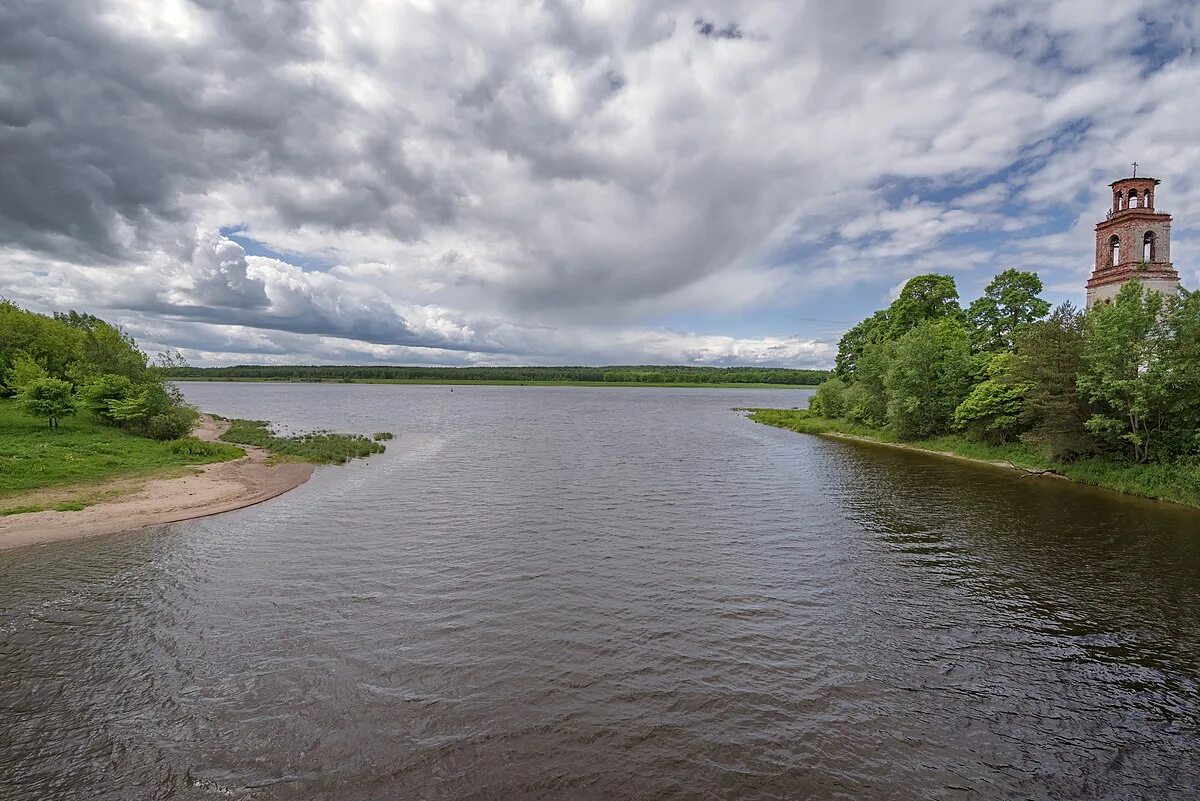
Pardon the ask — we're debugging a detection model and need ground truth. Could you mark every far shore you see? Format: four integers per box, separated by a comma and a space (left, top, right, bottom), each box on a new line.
173, 377, 816, 389
0, 416, 314, 551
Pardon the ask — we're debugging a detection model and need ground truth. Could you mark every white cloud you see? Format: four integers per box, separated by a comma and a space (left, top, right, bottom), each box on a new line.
1, 0, 1197, 366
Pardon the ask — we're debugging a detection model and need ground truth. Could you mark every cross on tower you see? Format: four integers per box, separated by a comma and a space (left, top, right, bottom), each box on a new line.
1132, 161, 1138, 178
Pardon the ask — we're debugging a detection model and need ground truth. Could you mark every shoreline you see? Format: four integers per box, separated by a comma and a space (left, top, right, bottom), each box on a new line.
0, 416, 315, 551
813, 430, 1074, 479
172, 378, 816, 389
746, 409, 1200, 510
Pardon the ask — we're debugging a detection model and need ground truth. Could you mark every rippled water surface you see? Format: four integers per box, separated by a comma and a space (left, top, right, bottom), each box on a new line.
3, 383, 1200, 800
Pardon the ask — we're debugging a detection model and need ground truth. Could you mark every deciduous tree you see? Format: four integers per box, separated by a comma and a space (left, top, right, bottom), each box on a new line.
886, 274, 962, 339
1078, 282, 1167, 463
885, 318, 973, 439
967, 268, 1051, 352
18, 378, 76, 428
1010, 303, 1094, 461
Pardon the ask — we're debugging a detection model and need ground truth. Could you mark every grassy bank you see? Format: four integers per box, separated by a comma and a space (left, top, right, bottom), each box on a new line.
174, 377, 814, 389
0, 400, 244, 515
218, 418, 387, 464
746, 408, 1200, 508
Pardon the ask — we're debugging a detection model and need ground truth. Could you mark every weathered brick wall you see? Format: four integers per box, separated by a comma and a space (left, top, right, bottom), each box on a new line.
1093, 213, 1172, 268
1110, 178, 1159, 212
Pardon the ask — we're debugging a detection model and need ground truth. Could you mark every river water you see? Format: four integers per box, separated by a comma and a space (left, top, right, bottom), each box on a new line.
2, 383, 1198, 800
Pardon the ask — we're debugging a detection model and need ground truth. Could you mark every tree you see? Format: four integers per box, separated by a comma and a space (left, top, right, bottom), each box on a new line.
81, 373, 135, 423
887, 274, 962, 339
1078, 282, 1167, 463
1010, 303, 1094, 461
18, 378, 76, 428
835, 311, 888, 379
967, 268, 1051, 352
884, 317, 973, 439
4, 351, 48, 395
953, 353, 1031, 443
56, 310, 149, 384
844, 337, 894, 427
1151, 289, 1200, 459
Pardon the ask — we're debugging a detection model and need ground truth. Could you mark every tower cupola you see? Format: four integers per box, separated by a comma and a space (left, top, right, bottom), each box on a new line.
1086, 167, 1179, 307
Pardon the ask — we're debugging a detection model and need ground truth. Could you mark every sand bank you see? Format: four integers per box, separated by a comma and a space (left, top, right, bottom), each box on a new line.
0, 416, 314, 551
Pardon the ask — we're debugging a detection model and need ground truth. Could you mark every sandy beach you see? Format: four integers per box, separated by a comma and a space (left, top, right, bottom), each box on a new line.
0, 416, 315, 551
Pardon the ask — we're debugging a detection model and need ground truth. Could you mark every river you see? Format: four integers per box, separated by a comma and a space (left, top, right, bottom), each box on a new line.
2, 383, 1198, 800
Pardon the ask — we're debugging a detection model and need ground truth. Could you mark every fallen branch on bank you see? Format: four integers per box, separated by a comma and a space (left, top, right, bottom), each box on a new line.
1003, 460, 1063, 478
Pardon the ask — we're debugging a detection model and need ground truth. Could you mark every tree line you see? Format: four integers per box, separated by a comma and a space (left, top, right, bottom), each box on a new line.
1, 301, 195, 438
810, 271, 1200, 465
165, 364, 832, 385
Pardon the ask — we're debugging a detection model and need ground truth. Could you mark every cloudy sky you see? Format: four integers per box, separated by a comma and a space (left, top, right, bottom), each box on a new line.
2, 0, 1198, 368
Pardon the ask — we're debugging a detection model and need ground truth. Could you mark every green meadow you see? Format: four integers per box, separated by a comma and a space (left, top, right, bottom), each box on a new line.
0, 400, 244, 515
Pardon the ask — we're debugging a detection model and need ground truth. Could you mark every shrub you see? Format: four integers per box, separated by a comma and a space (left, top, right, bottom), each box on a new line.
81, 373, 134, 423
953, 353, 1031, 443
18, 377, 76, 428
372, 432, 395, 441
142, 406, 199, 440
809, 378, 848, 418
167, 436, 244, 461
107, 382, 198, 439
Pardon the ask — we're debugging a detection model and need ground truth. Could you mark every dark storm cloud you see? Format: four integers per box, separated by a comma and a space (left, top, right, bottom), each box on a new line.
0, 0, 452, 264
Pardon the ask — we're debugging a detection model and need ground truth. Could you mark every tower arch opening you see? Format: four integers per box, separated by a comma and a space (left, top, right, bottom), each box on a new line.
1143, 231, 1156, 262
1109, 234, 1120, 267
1129, 190, 1140, 208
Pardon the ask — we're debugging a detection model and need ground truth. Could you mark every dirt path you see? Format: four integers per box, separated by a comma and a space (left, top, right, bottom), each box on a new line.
0, 416, 315, 551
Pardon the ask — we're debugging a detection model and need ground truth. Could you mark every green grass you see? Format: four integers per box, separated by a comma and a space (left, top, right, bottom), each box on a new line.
173, 377, 814, 389
219, 419, 385, 464
0, 399, 245, 513
745, 408, 1200, 509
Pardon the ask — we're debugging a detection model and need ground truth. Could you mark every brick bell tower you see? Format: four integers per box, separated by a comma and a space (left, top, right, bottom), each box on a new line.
1086, 165, 1179, 307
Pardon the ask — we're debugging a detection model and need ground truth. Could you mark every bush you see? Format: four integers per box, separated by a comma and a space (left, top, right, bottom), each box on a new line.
953, 353, 1031, 443
809, 378, 848, 418
167, 436, 244, 461
107, 382, 198, 439
142, 407, 199, 440
372, 432, 395, 441
81, 373, 134, 423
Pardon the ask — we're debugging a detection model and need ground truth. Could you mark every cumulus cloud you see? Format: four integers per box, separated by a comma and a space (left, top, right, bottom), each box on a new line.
0, 0, 1197, 366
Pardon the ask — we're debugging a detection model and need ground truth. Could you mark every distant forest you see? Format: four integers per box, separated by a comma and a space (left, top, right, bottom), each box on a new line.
164, 365, 831, 385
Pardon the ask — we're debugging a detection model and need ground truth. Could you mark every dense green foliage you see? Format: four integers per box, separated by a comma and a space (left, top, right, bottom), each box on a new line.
0, 300, 196, 439
885, 318, 973, 439
746, 408, 1200, 508
219, 419, 386, 464
967, 268, 1052, 352
0, 399, 244, 511
18, 378, 76, 428
811, 270, 1200, 475
164, 364, 830, 386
